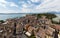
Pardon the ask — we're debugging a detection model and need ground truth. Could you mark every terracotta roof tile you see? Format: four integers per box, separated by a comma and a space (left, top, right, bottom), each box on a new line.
51, 24, 60, 30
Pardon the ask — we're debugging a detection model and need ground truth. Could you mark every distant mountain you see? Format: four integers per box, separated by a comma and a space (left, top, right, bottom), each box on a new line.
48, 11, 60, 14
18, 11, 60, 14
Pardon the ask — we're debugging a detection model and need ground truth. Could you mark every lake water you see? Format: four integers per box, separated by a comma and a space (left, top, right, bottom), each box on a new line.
0, 13, 27, 20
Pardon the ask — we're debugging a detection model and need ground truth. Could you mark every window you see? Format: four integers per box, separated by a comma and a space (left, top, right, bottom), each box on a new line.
4, 36, 6, 38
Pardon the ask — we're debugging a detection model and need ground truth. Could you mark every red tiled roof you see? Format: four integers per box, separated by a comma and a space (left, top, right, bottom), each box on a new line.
51, 24, 60, 30
36, 27, 46, 37
55, 25, 60, 30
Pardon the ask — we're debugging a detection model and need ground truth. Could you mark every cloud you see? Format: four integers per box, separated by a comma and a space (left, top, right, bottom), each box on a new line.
0, 8, 20, 13
30, 0, 42, 3
0, 0, 7, 8
0, 0, 60, 13
0, 0, 19, 13
0, 0, 7, 3
35, 0, 60, 12
0, 0, 19, 8
19, 0, 60, 13
10, 2, 18, 7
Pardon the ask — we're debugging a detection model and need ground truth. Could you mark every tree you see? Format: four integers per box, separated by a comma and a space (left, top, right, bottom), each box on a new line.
32, 13, 57, 24
0, 20, 4, 23
32, 13, 57, 19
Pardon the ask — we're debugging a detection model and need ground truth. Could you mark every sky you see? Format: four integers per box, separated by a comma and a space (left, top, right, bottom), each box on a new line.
0, 0, 60, 13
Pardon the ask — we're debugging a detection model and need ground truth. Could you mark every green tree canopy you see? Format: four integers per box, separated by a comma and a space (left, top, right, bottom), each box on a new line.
32, 13, 57, 19
0, 20, 5, 23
